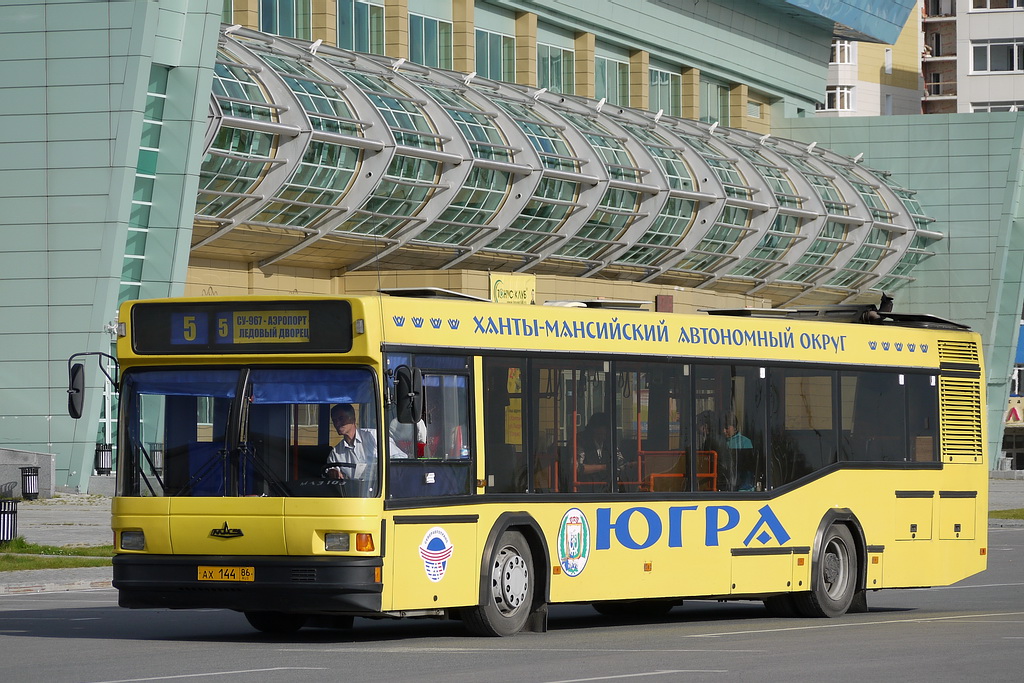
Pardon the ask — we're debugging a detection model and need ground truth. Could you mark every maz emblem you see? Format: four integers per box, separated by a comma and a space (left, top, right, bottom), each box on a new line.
210, 522, 244, 539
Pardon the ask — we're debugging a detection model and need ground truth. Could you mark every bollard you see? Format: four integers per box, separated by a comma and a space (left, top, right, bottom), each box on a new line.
20, 466, 39, 501
95, 443, 113, 475
0, 499, 16, 545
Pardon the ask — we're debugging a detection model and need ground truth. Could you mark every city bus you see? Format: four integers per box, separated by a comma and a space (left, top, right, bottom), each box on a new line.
68, 291, 988, 636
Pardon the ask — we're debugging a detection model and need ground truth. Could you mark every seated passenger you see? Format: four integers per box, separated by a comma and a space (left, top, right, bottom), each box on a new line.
722, 412, 756, 491
576, 412, 623, 490
389, 417, 427, 457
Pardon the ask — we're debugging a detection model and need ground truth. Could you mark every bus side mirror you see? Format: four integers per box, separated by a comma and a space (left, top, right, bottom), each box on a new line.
395, 366, 422, 424
68, 362, 85, 419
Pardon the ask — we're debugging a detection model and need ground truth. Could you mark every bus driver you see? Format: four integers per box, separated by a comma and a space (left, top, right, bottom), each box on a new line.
324, 403, 409, 495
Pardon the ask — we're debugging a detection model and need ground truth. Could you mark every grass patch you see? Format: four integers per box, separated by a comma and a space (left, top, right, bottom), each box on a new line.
0, 537, 114, 572
0, 537, 114, 557
0, 555, 112, 572
990, 508, 1024, 520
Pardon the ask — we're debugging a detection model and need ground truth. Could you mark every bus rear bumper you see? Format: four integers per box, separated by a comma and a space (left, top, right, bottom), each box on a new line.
112, 554, 383, 614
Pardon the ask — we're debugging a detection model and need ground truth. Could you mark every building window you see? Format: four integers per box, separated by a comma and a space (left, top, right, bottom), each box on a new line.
819, 85, 854, 111
338, 0, 384, 54
972, 0, 1024, 10
973, 101, 1024, 111
538, 43, 574, 94
747, 100, 762, 118
699, 78, 729, 124
222, 0, 233, 23
884, 48, 893, 75
475, 28, 515, 82
649, 67, 681, 117
830, 40, 854, 64
409, 13, 453, 69
596, 56, 630, 107
973, 39, 1024, 72
259, 0, 311, 40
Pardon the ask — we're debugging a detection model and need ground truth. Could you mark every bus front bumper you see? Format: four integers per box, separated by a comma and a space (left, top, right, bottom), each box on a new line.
112, 554, 383, 614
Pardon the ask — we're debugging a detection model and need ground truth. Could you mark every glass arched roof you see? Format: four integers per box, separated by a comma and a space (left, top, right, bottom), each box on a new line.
197, 26, 941, 306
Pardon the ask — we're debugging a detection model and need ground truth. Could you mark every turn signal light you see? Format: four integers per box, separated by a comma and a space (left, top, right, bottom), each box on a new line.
356, 533, 375, 552
980, 548, 987, 556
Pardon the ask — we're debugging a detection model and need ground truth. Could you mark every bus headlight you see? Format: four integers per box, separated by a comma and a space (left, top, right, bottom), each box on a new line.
325, 533, 350, 552
121, 530, 145, 551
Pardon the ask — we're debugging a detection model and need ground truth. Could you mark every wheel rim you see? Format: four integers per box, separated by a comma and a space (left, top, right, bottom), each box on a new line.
491, 544, 529, 617
821, 535, 851, 600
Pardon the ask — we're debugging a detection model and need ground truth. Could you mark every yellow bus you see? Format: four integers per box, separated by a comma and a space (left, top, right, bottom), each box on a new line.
68, 292, 988, 636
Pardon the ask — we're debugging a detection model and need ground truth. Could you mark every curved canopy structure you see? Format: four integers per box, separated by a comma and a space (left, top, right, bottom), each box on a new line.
196, 26, 941, 306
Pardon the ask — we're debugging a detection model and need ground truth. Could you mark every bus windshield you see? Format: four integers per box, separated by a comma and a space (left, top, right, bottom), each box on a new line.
118, 366, 379, 498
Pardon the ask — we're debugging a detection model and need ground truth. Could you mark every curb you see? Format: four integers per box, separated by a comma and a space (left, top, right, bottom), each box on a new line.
0, 578, 112, 595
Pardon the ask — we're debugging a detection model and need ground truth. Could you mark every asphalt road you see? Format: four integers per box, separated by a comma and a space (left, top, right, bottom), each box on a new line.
1, 524, 1021, 683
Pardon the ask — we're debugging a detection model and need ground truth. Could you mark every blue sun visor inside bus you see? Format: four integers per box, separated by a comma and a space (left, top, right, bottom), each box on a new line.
250, 368, 374, 405
125, 368, 374, 405
126, 370, 239, 397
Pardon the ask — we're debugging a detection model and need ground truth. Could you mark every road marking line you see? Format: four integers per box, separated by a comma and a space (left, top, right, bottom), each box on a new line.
279, 647, 763, 654
89, 668, 327, 683
685, 611, 1024, 638
543, 672, 727, 683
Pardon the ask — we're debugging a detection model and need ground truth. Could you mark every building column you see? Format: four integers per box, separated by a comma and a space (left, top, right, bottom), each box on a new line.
574, 31, 595, 99
729, 83, 748, 129
233, 0, 259, 30
385, 0, 409, 59
311, 0, 337, 46
681, 66, 700, 121
453, 0, 474, 74
630, 49, 649, 111
515, 12, 537, 87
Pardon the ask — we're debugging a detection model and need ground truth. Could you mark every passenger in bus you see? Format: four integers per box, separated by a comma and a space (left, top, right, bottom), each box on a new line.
576, 412, 623, 489
389, 416, 427, 457
325, 403, 409, 495
722, 412, 756, 491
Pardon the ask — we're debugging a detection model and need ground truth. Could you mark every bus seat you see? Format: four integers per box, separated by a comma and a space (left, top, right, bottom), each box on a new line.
637, 451, 686, 492
697, 450, 718, 491
533, 450, 561, 492
649, 473, 687, 492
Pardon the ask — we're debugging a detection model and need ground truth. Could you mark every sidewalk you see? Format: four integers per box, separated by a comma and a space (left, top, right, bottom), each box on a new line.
1, 493, 113, 596
4, 479, 1024, 596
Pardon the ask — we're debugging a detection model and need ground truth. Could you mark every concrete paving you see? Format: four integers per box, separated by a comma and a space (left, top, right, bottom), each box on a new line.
2, 478, 1023, 595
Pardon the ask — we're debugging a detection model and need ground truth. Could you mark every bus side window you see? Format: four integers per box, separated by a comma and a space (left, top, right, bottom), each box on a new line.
388, 357, 474, 499
483, 358, 527, 493
845, 370, 906, 462
906, 374, 939, 462
769, 368, 837, 488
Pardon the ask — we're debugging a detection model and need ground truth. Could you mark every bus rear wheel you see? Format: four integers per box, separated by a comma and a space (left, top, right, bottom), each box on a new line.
244, 611, 307, 634
794, 524, 858, 618
465, 530, 534, 637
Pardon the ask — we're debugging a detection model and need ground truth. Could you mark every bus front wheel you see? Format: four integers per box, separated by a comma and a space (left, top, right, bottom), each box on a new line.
244, 611, 307, 634
794, 524, 858, 618
465, 530, 535, 636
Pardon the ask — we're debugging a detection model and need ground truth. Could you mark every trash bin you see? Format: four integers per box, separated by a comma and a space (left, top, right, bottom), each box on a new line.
0, 499, 16, 544
19, 466, 39, 501
95, 443, 113, 475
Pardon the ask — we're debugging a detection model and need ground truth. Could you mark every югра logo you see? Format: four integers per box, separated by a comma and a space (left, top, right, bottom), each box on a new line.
557, 508, 590, 577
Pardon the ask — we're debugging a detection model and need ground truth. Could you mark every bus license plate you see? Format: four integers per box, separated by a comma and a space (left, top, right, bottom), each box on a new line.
197, 566, 255, 582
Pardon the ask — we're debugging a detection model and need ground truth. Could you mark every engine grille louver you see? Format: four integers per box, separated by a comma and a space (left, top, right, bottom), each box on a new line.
938, 339, 984, 462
